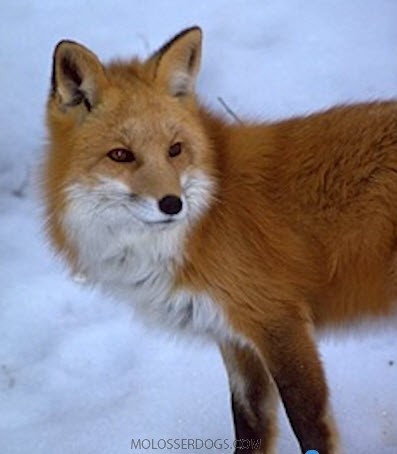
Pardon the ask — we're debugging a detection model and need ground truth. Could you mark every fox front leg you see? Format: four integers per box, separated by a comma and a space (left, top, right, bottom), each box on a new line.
252, 318, 341, 454
220, 342, 279, 454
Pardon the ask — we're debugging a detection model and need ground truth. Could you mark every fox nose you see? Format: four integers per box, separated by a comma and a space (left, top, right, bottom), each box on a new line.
158, 195, 183, 215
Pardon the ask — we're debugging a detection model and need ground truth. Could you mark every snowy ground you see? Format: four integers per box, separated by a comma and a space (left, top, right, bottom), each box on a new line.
1, 1, 396, 453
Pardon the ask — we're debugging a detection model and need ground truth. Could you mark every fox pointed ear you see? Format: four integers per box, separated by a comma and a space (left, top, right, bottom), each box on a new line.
51, 40, 108, 111
150, 27, 202, 97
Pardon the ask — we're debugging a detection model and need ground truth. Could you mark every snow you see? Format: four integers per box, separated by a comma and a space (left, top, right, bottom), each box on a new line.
0, 1, 396, 453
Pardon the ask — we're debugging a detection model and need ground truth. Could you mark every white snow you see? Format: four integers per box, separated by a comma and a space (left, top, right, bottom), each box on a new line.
0, 1, 396, 453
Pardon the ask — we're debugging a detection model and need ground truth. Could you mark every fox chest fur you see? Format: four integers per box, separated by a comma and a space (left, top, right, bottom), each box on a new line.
62, 183, 230, 338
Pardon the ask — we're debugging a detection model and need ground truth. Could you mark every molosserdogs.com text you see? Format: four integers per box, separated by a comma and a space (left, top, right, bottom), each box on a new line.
131, 438, 261, 451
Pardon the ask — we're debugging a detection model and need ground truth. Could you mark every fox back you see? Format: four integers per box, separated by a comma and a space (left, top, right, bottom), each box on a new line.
44, 28, 397, 454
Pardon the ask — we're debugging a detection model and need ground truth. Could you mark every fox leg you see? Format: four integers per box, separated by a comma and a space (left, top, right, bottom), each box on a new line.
220, 342, 279, 454
251, 317, 340, 454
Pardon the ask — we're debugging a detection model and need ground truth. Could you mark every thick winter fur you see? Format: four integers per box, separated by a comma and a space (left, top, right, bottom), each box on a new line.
43, 27, 397, 453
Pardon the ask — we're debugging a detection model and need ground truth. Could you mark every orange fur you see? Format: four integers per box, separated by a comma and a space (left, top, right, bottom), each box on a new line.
43, 27, 396, 454
184, 102, 397, 328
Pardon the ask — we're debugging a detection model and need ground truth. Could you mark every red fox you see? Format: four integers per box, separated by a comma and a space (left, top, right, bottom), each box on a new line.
43, 27, 397, 453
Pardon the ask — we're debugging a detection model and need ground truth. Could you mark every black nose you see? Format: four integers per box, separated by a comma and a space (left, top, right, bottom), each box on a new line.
158, 195, 183, 215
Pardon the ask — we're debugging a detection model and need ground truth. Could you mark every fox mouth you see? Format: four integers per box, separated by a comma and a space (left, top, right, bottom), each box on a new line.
157, 219, 176, 224
143, 218, 179, 226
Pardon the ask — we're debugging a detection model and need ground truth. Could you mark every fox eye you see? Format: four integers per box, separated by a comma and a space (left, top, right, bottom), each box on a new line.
168, 142, 182, 158
107, 148, 135, 163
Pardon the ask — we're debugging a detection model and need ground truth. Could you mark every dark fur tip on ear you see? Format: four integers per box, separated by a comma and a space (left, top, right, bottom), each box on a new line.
154, 26, 202, 59
51, 40, 81, 95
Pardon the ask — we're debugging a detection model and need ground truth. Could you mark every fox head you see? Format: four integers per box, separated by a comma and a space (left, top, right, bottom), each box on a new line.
44, 27, 215, 267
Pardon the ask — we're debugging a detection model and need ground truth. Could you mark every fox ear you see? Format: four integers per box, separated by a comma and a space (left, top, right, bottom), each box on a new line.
51, 40, 108, 111
151, 27, 202, 97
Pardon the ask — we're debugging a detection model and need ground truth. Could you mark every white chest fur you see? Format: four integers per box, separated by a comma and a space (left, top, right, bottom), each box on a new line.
99, 241, 228, 337
62, 188, 230, 339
